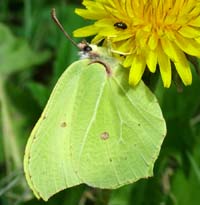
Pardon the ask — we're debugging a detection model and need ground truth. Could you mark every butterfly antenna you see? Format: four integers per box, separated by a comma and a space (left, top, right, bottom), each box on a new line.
51, 8, 79, 49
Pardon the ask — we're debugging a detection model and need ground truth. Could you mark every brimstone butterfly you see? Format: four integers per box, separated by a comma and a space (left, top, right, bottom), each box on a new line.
24, 8, 166, 201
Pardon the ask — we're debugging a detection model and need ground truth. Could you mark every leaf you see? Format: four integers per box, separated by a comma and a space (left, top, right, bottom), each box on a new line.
27, 82, 50, 108
170, 167, 200, 205
108, 185, 133, 205
24, 57, 166, 201
0, 23, 50, 77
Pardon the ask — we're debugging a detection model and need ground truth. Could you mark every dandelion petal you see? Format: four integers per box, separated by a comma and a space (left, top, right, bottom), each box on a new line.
157, 44, 171, 88
174, 62, 192, 86
174, 32, 200, 57
161, 37, 192, 85
129, 55, 146, 86
146, 49, 157, 73
73, 25, 99, 37
178, 26, 200, 38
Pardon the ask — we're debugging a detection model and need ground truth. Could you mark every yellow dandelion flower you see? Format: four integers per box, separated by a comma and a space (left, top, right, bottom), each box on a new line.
74, 0, 200, 87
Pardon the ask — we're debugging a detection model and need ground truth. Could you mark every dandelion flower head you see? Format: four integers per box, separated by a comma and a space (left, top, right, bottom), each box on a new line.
74, 0, 200, 87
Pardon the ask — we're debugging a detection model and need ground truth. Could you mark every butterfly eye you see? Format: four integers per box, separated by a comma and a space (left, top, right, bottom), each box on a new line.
83, 45, 93, 52
114, 22, 127, 30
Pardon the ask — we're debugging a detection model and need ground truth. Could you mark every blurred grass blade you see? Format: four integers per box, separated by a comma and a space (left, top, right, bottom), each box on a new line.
0, 175, 20, 197
187, 152, 200, 183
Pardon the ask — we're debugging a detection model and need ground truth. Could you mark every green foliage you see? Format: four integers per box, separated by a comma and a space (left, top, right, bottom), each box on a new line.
1, 1, 200, 205
0, 21, 50, 205
0, 24, 50, 77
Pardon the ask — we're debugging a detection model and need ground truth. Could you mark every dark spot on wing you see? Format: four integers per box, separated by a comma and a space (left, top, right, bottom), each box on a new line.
42, 115, 47, 120
61, 122, 67, 127
101, 132, 109, 140
33, 135, 36, 141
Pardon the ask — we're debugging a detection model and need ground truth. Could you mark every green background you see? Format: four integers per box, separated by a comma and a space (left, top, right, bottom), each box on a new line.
0, 0, 200, 204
